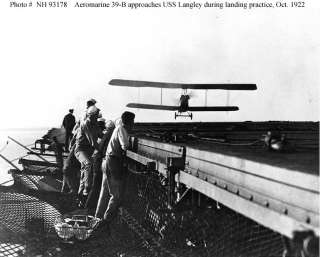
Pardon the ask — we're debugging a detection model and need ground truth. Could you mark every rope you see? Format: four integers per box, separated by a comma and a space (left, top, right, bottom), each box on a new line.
8, 136, 50, 163
198, 138, 262, 146
0, 179, 14, 186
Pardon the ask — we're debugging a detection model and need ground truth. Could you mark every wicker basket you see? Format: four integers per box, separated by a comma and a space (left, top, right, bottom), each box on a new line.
54, 215, 99, 241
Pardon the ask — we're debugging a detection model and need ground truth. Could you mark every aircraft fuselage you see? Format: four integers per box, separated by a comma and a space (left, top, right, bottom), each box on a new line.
179, 94, 190, 113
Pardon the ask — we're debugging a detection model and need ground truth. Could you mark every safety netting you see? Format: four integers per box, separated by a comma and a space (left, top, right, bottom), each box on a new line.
0, 178, 155, 257
123, 166, 285, 257
1, 165, 285, 257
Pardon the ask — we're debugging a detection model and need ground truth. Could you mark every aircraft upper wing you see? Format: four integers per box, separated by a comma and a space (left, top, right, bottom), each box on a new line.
188, 106, 239, 111
127, 103, 179, 111
109, 79, 257, 90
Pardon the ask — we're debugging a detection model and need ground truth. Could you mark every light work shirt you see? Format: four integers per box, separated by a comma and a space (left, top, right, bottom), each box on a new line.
75, 118, 99, 151
106, 124, 129, 157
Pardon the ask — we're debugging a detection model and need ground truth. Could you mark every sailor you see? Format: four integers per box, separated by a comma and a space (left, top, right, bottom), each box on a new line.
74, 105, 102, 204
61, 99, 99, 194
85, 120, 116, 213
62, 109, 76, 152
86, 98, 97, 108
94, 111, 135, 231
72, 98, 97, 136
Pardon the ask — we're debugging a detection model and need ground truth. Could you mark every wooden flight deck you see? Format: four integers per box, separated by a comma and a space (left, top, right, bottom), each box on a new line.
126, 121, 319, 240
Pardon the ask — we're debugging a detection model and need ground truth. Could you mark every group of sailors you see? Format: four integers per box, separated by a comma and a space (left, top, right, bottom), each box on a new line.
61, 98, 135, 233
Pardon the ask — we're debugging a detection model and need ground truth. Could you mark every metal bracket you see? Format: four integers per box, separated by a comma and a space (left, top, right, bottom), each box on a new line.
166, 157, 185, 208
126, 150, 156, 171
166, 156, 185, 170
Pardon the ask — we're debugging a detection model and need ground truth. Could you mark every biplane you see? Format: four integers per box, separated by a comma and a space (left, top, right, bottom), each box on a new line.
109, 79, 257, 119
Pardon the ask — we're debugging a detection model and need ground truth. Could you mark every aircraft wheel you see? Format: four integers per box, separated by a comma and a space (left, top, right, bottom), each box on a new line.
174, 112, 177, 120
190, 113, 193, 120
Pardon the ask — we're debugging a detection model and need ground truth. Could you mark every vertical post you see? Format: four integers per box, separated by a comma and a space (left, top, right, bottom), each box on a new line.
160, 88, 163, 105
166, 157, 176, 208
198, 191, 202, 207
40, 141, 45, 154
166, 157, 185, 208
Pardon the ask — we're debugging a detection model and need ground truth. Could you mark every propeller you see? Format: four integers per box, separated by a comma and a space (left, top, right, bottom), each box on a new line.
170, 91, 198, 105
188, 91, 197, 99
172, 91, 198, 105
171, 96, 181, 106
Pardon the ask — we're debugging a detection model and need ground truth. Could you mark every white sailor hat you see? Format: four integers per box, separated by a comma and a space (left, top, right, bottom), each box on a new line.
86, 105, 99, 116
97, 117, 106, 122
105, 120, 115, 129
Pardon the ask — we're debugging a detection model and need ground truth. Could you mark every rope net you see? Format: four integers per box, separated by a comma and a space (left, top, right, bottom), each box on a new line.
123, 166, 285, 257
0, 184, 152, 257
0, 166, 285, 257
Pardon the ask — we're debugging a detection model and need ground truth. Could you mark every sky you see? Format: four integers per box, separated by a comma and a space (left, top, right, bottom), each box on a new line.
0, 1, 319, 129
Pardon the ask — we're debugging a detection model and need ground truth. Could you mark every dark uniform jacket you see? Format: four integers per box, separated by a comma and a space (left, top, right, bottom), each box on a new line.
63, 113, 76, 132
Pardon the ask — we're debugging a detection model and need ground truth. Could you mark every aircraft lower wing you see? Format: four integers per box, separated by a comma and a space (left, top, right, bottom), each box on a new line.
127, 103, 178, 111
110, 79, 257, 90
188, 106, 239, 111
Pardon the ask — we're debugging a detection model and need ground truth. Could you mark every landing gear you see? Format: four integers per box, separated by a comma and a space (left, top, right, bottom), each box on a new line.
174, 112, 193, 120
